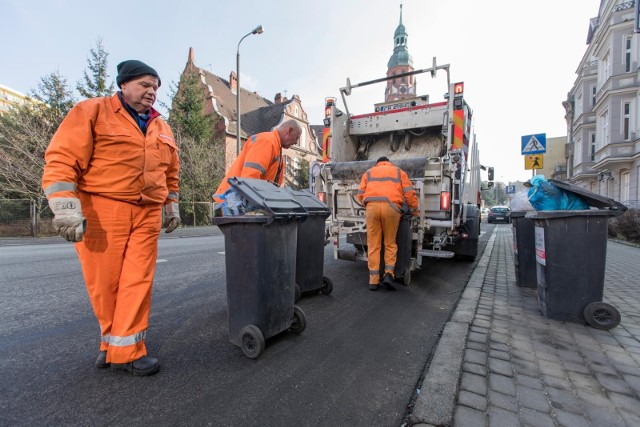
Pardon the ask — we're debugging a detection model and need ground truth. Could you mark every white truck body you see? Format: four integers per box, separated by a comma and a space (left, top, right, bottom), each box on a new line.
314, 59, 485, 284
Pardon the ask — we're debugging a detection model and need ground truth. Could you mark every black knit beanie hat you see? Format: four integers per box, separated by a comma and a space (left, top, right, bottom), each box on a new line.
116, 60, 161, 88
377, 156, 390, 163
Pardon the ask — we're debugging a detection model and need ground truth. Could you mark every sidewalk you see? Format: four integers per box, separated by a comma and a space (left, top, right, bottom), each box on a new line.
411, 225, 640, 427
0, 225, 221, 246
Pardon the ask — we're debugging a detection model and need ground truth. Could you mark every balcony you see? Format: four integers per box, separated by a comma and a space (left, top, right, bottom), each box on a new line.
593, 141, 638, 167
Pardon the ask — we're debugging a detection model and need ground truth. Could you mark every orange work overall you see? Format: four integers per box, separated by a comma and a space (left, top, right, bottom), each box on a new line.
75, 193, 162, 364
365, 202, 401, 285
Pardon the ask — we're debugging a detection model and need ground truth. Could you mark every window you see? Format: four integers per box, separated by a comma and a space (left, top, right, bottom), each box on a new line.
625, 35, 632, 73
576, 92, 583, 118
591, 85, 597, 107
590, 132, 596, 161
621, 170, 630, 202
599, 110, 609, 147
574, 135, 582, 164
601, 52, 611, 83
285, 155, 293, 175
623, 101, 631, 141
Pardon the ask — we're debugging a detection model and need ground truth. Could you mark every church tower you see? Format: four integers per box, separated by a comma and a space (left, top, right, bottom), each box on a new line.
385, 4, 415, 102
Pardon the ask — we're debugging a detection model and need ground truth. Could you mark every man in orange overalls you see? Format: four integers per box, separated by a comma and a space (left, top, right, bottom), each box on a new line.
358, 157, 419, 291
42, 60, 180, 376
212, 119, 301, 205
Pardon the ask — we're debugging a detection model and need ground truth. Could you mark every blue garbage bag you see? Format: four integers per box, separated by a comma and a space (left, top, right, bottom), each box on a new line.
527, 175, 589, 211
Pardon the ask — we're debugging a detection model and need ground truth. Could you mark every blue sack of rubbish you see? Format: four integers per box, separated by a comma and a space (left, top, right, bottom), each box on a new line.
213, 188, 250, 216
527, 175, 589, 211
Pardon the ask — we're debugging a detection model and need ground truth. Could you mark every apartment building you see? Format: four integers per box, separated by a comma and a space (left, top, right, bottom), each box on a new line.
0, 83, 30, 114
565, 0, 640, 205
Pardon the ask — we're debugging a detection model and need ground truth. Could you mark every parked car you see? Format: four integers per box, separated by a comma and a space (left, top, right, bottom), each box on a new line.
488, 206, 511, 224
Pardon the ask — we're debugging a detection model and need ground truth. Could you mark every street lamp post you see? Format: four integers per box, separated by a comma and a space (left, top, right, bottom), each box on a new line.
236, 24, 264, 156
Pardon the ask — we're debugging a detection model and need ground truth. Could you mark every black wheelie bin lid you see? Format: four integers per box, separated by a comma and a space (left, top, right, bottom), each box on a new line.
285, 188, 331, 218
212, 177, 307, 226
548, 179, 628, 216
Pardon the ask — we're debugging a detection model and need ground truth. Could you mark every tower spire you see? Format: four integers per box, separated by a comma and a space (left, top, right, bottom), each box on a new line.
385, 2, 415, 102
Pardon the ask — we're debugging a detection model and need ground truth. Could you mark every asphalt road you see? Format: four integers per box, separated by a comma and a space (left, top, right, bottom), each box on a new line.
0, 224, 492, 426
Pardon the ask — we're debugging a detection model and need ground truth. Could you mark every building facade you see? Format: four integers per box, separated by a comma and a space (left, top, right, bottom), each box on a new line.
538, 136, 567, 180
565, 0, 640, 205
177, 48, 320, 188
0, 84, 30, 114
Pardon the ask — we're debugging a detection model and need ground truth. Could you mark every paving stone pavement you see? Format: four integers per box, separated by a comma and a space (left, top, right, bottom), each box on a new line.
411, 225, 640, 427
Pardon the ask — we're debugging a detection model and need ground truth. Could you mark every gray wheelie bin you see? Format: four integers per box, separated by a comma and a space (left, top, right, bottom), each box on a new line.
525, 180, 627, 330
212, 177, 308, 358
511, 211, 537, 288
285, 189, 332, 300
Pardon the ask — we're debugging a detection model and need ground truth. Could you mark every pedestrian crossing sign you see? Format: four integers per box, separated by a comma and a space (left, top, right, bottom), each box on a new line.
525, 154, 543, 170
521, 133, 546, 155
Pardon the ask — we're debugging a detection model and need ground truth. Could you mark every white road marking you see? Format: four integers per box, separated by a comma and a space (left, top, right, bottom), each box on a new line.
156, 259, 168, 263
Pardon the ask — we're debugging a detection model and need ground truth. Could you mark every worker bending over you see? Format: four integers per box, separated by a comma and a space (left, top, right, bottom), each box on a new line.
358, 156, 419, 291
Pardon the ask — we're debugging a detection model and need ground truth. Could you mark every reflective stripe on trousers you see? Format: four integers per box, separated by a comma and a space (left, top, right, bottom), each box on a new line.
365, 201, 401, 285
76, 192, 161, 364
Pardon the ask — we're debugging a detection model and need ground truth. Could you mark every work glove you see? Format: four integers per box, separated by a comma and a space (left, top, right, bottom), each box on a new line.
50, 197, 86, 242
163, 202, 181, 233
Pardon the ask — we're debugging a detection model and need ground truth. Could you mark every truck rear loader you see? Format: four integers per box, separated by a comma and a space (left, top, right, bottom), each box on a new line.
313, 58, 491, 285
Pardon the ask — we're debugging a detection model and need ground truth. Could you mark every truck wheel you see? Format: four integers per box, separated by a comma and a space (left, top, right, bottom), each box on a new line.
239, 325, 265, 359
290, 306, 307, 334
295, 284, 301, 302
320, 276, 333, 295
583, 302, 620, 330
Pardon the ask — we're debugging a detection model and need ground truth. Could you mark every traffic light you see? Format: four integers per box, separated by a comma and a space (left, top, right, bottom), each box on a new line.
488, 167, 494, 181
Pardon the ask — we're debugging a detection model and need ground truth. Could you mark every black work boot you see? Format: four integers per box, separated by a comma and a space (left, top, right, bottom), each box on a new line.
111, 355, 161, 376
369, 284, 379, 291
95, 351, 110, 369
382, 273, 396, 291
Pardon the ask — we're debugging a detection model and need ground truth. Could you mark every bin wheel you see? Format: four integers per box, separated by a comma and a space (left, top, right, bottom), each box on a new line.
583, 302, 621, 330
290, 306, 307, 334
320, 276, 333, 295
295, 284, 301, 302
403, 268, 411, 286
239, 325, 265, 359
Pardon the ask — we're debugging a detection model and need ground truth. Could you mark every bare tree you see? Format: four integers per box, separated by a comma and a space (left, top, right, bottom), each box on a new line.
0, 71, 75, 199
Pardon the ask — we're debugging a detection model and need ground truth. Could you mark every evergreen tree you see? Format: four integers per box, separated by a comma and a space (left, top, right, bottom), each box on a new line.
77, 38, 115, 98
168, 74, 212, 143
291, 156, 310, 190
166, 72, 226, 224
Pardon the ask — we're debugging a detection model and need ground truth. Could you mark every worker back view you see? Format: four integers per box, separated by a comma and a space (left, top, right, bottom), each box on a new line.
357, 157, 419, 291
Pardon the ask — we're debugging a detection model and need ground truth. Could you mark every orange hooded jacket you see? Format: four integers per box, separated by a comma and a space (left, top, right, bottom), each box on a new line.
357, 160, 419, 214
42, 93, 179, 205
213, 129, 284, 203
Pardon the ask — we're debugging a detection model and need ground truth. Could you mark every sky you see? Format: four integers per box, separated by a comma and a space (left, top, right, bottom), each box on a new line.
1, 0, 602, 183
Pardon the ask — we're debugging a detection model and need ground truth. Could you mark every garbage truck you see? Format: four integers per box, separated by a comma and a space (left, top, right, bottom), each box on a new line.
313, 58, 492, 285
